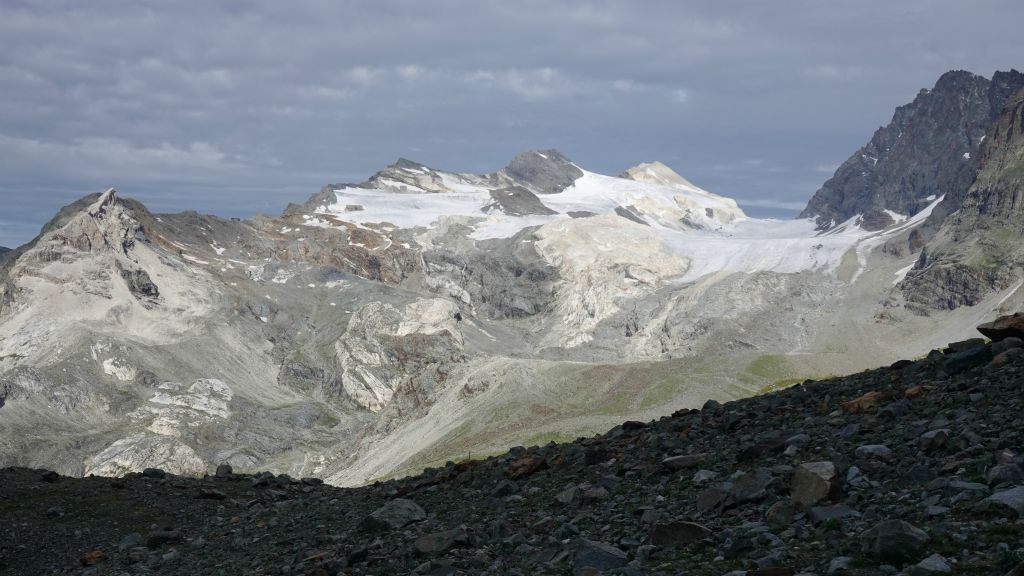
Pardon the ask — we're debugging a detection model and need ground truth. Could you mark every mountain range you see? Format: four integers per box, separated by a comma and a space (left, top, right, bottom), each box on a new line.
1, 69, 1023, 486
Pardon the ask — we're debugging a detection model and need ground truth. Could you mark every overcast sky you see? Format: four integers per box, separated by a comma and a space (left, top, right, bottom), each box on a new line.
1, 0, 1021, 248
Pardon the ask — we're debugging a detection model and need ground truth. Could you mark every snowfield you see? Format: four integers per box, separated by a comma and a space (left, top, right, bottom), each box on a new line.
308, 163, 943, 284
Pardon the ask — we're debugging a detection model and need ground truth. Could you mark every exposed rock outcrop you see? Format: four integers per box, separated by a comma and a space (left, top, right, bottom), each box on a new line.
902, 87, 1024, 309
801, 69, 1024, 230
495, 149, 583, 194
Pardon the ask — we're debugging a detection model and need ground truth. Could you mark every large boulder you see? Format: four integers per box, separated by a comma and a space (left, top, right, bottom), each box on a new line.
791, 461, 840, 506
360, 498, 427, 531
977, 312, 1024, 342
976, 486, 1024, 518
861, 520, 929, 563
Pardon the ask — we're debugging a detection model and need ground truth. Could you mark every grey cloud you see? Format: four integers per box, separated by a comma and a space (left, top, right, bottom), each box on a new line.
1, 0, 1022, 248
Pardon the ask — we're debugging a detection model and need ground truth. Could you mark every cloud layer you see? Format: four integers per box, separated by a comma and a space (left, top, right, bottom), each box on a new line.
1, 0, 1021, 247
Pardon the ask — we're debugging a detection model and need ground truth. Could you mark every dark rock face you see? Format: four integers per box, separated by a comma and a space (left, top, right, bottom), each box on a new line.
483, 186, 557, 217
115, 261, 160, 301
498, 149, 584, 194
801, 69, 1024, 230
902, 86, 1024, 310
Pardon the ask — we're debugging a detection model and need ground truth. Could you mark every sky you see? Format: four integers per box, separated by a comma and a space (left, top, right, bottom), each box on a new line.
1, 1, 1022, 248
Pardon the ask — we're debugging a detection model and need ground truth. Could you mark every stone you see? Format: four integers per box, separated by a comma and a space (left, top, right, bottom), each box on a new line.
649, 521, 711, 547
573, 539, 628, 576
692, 469, 717, 484
555, 485, 580, 505
809, 504, 860, 524
993, 348, 1024, 365
415, 528, 468, 555
118, 533, 142, 551
861, 520, 929, 563
39, 470, 60, 483
141, 468, 166, 479
992, 336, 1024, 354
505, 456, 547, 479
909, 553, 951, 575
745, 569, 795, 576
146, 530, 183, 549
988, 463, 1024, 486
976, 486, 1024, 518
80, 549, 107, 566
904, 463, 935, 484
582, 485, 608, 501
948, 480, 988, 492
198, 489, 227, 500
661, 453, 708, 470
765, 501, 796, 527
918, 429, 951, 452
977, 312, 1024, 341
489, 479, 518, 498
942, 345, 992, 374
215, 463, 233, 477
855, 444, 894, 460
791, 461, 839, 506
827, 556, 854, 574
842, 390, 886, 413
361, 498, 427, 531
696, 486, 728, 514
944, 338, 986, 353
728, 469, 774, 504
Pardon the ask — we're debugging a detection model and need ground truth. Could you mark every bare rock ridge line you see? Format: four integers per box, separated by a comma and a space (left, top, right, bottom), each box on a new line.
2, 320, 1022, 575
1, 68, 1024, 490
901, 87, 1024, 311
801, 69, 1024, 231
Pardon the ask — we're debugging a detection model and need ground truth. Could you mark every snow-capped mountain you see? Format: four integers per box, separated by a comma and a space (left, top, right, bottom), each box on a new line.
2, 71, 1023, 486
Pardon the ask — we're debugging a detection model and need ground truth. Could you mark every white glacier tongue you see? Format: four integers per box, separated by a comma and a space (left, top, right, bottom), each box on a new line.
309, 162, 944, 283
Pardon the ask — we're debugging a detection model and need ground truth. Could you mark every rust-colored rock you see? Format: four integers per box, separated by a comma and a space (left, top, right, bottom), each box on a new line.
904, 385, 930, 398
977, 312, 1024, 342
842, 390, 887, 413
504, 456, 547, 479
80, 550, 107, 566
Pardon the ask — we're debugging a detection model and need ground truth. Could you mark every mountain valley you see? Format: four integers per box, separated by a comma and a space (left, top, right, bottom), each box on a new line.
1, 69, 1023, 491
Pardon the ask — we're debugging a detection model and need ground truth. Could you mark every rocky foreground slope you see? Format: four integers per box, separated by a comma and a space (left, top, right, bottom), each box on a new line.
3, 319, 1023, 576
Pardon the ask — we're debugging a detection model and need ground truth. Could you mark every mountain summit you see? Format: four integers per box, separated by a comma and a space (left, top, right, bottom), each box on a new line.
801, 69, 1024, 231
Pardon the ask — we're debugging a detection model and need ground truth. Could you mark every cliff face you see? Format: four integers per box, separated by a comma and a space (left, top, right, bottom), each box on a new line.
801, 70, 1024, 231
902, 88, 1024, 310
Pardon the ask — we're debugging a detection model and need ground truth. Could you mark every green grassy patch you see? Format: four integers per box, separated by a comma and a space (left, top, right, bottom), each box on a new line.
316, 411, 340, 428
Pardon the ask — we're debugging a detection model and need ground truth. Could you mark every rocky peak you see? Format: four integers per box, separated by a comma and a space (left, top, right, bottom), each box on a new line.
2, 189, 163, 312
497, 149, 583, 194
900, 87, 1024, 310
801, 69, 1024, 231
619, 161, 699, 189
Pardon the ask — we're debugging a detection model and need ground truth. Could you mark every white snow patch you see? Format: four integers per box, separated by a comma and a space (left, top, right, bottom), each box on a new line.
271, 269, 295, 284
181, 254, 210, 265
883, 209, 907, 224
306, 166, 944, 285
102, 358, 137, 382
893, 263, 915, 285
